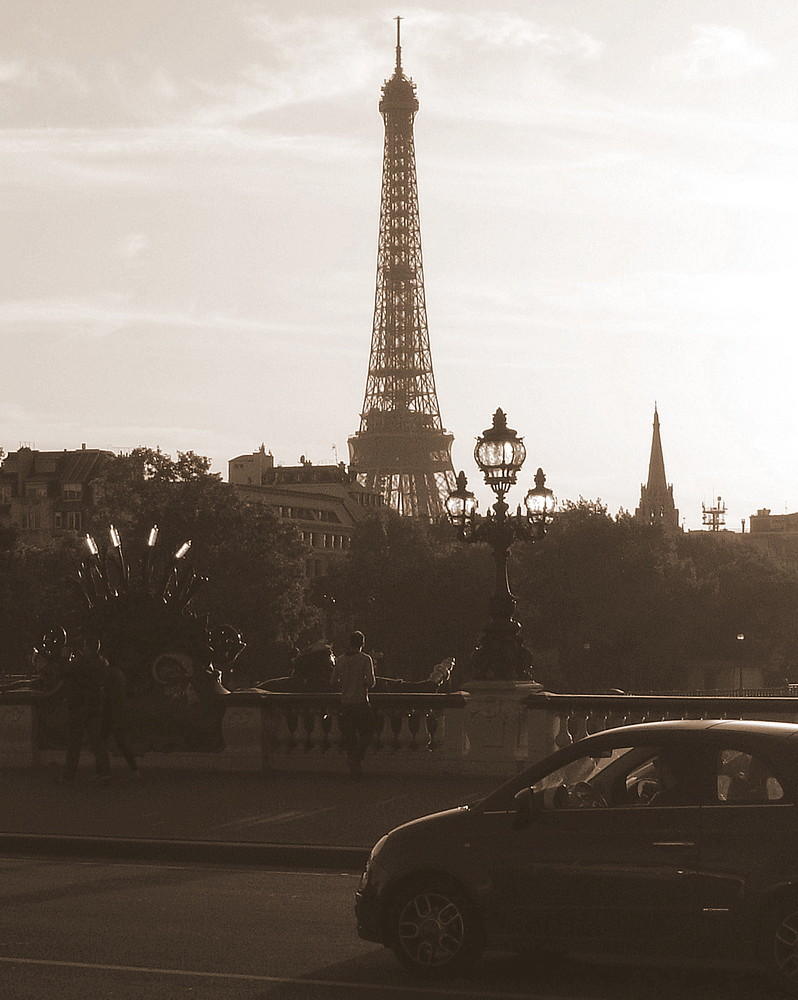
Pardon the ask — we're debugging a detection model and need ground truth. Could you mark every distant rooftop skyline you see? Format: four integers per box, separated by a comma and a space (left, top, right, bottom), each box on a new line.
1, 2, 796, 530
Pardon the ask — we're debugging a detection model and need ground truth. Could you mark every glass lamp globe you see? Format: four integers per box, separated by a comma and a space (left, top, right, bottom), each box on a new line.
524, 468, 556, 526
474, 409, 527, 497
445, 471, 477, 532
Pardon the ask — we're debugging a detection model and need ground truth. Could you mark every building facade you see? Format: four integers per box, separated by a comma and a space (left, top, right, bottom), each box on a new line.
228, 447, 383, 577
0, 445, 114, 545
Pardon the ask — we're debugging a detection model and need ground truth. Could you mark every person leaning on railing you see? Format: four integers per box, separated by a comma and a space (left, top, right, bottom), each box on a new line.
331, 631, 376, 778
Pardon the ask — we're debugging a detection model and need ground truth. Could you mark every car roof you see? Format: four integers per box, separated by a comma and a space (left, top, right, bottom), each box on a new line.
582, 718, 798, 742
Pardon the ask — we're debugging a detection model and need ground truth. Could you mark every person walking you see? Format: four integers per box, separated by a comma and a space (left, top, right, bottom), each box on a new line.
100, 658, 139, 778
61, 636, 111, 783
331, 630, 376, 778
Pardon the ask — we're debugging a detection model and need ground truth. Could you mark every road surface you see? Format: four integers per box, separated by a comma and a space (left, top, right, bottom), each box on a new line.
0, 855, 772, 999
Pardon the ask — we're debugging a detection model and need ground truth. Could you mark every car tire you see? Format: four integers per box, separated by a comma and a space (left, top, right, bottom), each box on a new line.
389, 877, 483, 976
765, 900, 798, 994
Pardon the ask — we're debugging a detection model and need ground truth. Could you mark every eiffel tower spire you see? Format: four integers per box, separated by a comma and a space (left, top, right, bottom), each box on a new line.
347, 22, 456, 519
635, 405, 680, 528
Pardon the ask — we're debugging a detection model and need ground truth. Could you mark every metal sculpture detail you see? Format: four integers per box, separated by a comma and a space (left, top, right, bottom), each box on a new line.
31, 526, 246, 754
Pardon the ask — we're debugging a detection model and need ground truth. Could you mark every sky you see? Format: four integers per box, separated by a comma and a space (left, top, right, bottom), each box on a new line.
2, 1, 797, 531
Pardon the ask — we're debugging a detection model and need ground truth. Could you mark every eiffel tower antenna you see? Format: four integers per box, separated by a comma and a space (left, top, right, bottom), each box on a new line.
348, 21, 456, 519
395, 15, 403, 73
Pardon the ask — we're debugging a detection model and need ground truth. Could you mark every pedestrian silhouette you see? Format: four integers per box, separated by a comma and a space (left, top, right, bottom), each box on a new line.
61, 636, 111, 783
331, 630, 376, 778
101, 659, 139, 778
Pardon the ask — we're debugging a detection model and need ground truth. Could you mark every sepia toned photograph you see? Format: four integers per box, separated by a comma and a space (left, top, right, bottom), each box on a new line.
1, 3, 797, 997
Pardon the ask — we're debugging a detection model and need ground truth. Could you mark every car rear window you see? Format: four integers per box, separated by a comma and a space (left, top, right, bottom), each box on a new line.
716, 749, 784, 803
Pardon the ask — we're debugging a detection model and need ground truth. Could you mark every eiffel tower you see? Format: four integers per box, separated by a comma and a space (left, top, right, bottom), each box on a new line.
348, 19, 456, 520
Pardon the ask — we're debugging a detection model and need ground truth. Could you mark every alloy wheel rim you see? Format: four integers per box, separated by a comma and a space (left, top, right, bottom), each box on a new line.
398, 891, 465, 967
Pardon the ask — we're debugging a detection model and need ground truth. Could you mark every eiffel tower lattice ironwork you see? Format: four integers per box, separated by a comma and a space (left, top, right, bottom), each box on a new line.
348, 20, 456, 519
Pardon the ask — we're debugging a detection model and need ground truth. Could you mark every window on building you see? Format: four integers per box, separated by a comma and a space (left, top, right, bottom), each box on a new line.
0, 484, 11, 502
23, 511, 41, 530
62, 483, 83, 501
25, 483, 47, 499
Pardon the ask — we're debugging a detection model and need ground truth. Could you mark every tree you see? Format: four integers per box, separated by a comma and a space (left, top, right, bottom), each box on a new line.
321, 512, 490, 679
510, 500, 798, 692
0, 537, 81, 675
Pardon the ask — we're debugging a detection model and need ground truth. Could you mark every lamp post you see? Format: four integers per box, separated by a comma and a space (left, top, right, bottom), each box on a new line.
446, 408, 556, 683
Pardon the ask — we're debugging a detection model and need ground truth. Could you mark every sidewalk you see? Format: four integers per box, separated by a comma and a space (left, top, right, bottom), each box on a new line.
0, 752, 506, 868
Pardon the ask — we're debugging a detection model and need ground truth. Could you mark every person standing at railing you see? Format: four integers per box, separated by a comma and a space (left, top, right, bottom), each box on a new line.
332, 631, 376, 778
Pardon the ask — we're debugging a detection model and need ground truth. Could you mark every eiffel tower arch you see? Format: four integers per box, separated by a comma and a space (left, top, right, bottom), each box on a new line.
348, 20, 456, 520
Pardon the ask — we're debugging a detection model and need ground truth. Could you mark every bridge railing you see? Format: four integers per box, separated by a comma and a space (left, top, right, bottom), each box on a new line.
522, 691, 798, 765
4, 686, 798, 776
222, 691, 470, 773
0, 688, 472, 775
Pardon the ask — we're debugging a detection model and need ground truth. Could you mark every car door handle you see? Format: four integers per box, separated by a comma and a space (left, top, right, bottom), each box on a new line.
652, 840, 696, 848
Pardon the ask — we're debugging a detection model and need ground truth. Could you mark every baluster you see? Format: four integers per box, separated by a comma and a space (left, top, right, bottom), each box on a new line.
331, 711, 345, 754
586, 710, 607, 735
284, 708, 298, 752
570, 711, 589, 743
371, 710, 385, 754
301, 710, 316, 751
319, 711, 332, 751
426, 709, 439, 752
390, 710, 404, 752
606, 710, 625, 733
408, 710, 421, 750
554, 710, 571, 749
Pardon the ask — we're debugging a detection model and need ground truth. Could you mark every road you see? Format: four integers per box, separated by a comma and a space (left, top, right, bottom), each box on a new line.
0, 855, 775, 999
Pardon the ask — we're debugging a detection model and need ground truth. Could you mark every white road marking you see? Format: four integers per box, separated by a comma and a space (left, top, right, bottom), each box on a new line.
0, 955, 596, 999
209, 805, 341, 830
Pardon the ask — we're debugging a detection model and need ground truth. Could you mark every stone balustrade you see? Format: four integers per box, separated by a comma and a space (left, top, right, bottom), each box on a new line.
523, 691, 798, 766
222, 691, 470, 773
4, 685, 798, 776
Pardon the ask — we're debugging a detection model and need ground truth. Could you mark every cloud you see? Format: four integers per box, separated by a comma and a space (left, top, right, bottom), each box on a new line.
451, 12, 603, 59
113, 233, 150, 259
0, 296, 336, 348
0, 59, 27, 84
660, 25, 773, 80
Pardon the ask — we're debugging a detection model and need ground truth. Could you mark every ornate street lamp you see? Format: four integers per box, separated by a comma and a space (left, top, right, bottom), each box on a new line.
447, 409, 556, 683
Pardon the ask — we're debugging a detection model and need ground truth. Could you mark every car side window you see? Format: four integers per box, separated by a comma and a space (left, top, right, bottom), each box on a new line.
625, 750, 702, 807
531, 746, 699, 809
716, 749, 784, 804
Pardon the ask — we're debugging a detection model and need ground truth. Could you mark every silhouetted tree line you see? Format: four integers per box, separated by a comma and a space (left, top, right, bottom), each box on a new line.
0, 448, 317, 682
3, 451, 798, 693
512, 500, 798, 692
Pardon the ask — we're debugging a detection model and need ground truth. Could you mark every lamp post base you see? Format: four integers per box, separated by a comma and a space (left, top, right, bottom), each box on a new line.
460, 680, 543, 772
467, 619, 536, 684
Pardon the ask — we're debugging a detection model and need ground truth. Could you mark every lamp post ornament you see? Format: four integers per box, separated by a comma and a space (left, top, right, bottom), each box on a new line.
446, 409, 556, 683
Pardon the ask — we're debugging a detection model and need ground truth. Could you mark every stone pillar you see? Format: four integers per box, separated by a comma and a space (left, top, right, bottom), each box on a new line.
460, 680, 542, 775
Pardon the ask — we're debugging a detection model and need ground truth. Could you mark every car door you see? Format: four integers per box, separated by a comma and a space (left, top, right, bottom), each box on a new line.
697, 742, 798, 928
489, 741, 705, 950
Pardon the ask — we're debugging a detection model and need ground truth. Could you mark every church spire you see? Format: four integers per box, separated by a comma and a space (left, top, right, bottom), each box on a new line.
635, 405, 680, 529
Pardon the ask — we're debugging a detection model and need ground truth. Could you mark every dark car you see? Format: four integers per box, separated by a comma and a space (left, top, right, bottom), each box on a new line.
355, 719, 798, 991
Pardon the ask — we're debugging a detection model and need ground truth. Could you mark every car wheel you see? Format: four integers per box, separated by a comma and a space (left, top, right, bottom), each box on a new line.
766, 902, 798, 993
389, 877, 482, 975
